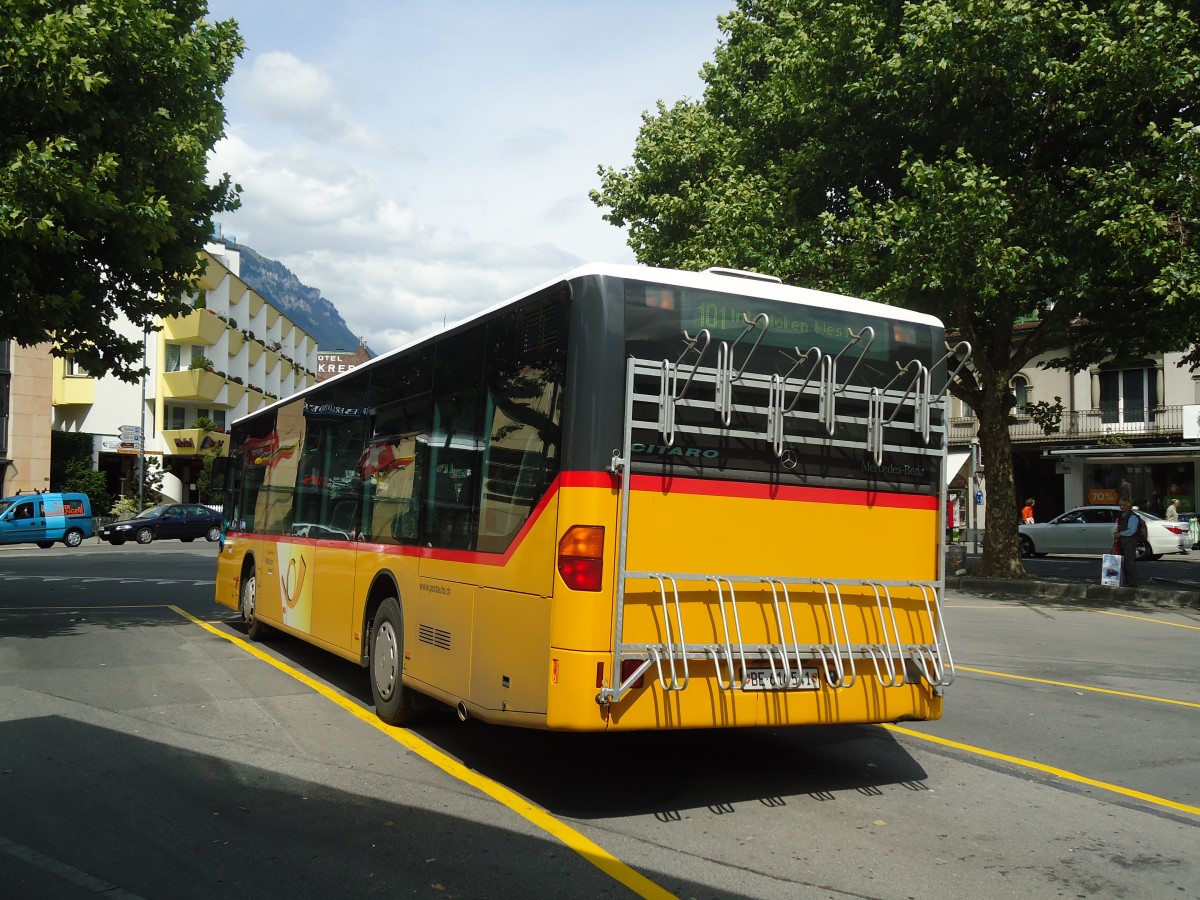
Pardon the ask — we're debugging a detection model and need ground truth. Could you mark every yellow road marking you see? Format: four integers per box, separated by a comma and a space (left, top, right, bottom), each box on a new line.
944, 604, 1025, 609
882, 724, 1200, 818
169, 607, 679, 900
958, 666, 1200, 710
0, 604, 170, 610
1088, 609, 1200, 630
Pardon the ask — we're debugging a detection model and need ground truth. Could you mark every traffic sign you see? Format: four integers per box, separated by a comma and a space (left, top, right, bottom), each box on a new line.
119, 425, 143, 438
119, 441, 143, 451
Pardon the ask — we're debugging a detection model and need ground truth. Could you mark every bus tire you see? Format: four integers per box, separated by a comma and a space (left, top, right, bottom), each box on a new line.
241, 567, 268, 641
370, 596, 425, 725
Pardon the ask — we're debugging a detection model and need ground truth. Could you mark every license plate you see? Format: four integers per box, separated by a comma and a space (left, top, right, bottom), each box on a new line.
742, 666, 820, 691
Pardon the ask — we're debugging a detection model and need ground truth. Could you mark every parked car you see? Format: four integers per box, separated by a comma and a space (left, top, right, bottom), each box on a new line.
1018, 505, 1187, 561
99, 503, 221, 545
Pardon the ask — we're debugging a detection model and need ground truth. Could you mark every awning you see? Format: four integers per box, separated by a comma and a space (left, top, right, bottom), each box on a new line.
1043, 446, 1200, 464
946, 451, 971, 486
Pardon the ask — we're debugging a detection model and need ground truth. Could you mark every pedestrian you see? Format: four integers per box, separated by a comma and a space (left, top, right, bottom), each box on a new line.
1118, 478, 1133, 502
1113, 498, 1142, 588
1166, 498, 1181, 521
1021, 497, 1035, 524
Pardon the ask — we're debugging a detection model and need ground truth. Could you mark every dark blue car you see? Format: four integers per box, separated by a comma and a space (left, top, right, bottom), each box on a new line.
99, 503, 222, 546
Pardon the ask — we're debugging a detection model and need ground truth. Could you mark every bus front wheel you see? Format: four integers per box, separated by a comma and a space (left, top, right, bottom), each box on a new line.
370, 597, 425, 725
241, 568, 268, 641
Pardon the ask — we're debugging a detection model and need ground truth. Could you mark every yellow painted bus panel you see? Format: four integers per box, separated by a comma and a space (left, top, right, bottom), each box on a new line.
312, 544, 357, 652
548, 486, 620, 652
405, 577, 474, 701
618, 584, 941, 651
214, 541, 241, 610
624, 491, 937, 583
254, 541, 285, 624
470, 588, 551, 714
545, 650, 941, 731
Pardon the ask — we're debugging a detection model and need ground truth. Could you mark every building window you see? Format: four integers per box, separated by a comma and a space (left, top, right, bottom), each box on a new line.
165, 344, 181, 372
1099, 361, 1156, 424
1011, 374, 1030, 415
65, 356, 92, 377
166, 405, 186, 430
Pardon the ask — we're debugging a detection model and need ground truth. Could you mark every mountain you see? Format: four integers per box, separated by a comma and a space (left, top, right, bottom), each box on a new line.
228, 242, 367, 353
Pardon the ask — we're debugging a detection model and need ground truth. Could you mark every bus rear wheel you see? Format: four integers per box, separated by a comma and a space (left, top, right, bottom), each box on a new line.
370, 596, 425, 725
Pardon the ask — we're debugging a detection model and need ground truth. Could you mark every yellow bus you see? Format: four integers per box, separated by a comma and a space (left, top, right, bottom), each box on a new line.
213, 264, 969, 731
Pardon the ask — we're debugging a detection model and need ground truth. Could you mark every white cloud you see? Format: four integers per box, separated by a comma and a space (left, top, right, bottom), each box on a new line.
239, 51, 385, 152
205, 1, 729, 353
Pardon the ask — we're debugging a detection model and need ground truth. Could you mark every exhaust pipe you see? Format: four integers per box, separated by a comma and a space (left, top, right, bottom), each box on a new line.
456, 701, 469, 722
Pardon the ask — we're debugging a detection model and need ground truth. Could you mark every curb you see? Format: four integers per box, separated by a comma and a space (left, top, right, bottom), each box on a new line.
946, 575, 1200, 609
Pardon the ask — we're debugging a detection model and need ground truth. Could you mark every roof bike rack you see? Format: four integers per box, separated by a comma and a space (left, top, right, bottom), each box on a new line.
766, 326, 875, 455
930, 340, 974, 403
657, 329, 711, 446
715, 313, 770, 426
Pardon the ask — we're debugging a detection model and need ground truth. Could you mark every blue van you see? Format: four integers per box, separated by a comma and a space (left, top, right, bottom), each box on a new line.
0, 492, 95, 548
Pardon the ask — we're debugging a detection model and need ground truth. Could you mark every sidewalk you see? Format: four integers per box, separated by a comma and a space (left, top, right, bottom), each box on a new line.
945, 559, 1200, 609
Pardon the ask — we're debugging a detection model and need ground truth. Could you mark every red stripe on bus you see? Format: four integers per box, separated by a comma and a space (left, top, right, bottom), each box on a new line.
226, 471, 933, 564
623, 474, 938, 510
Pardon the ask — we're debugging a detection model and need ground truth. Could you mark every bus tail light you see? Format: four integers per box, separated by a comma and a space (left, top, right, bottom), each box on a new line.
558, 525, 604, 591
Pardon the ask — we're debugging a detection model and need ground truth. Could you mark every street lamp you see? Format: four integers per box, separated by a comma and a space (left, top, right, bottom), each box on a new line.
137, 326, 147, 511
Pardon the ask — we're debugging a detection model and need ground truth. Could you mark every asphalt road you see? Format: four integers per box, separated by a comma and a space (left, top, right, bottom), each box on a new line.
1, 541, 1197, 899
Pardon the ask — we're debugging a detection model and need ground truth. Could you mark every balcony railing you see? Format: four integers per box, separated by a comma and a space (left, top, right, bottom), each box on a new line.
949, 405, 1186, 445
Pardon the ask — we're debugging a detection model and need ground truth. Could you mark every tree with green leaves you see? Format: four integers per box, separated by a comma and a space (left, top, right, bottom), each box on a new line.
0, 0, 244, 381
593, 0, 1200, 576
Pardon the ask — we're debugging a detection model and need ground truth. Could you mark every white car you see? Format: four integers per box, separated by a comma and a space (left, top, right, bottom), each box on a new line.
1018, 505, 1187, 561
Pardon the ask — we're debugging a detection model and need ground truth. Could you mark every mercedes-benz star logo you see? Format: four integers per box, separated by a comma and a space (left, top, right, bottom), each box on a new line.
780, 449, 799, 470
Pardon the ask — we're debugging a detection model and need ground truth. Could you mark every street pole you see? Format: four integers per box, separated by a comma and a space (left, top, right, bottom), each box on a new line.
137, 327, 147, 511
969, 438, 979, 554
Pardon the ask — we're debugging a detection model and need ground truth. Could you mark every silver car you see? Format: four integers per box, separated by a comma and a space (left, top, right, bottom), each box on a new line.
1018, 505, 1187, 561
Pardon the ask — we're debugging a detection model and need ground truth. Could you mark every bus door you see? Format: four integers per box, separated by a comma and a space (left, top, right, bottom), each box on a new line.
290, 409, 367, 652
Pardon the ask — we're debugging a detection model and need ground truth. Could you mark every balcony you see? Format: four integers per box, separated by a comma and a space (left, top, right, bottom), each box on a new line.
52, 375, 94, 406
162, 309, 225, 346
162, 368, 224, 402
163, 428, 230, 456
948, 405, 1187, 445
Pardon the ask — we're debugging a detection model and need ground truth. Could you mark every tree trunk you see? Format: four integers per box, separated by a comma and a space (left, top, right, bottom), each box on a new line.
974, 382, 1029, 578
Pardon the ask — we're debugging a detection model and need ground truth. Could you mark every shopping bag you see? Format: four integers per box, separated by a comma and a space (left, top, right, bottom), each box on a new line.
1101, 553, 1123, 587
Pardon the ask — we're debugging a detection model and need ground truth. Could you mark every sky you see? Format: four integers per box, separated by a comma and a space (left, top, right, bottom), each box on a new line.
203, 1, 734, 354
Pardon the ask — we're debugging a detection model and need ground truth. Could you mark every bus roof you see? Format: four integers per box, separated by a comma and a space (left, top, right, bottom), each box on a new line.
239, 263, 944, 424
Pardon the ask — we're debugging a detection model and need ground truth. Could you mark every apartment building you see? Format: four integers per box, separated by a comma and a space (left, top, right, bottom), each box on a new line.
0, 340, 54, 496
51, 242, 319, 503
947, 343, 1200, 531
